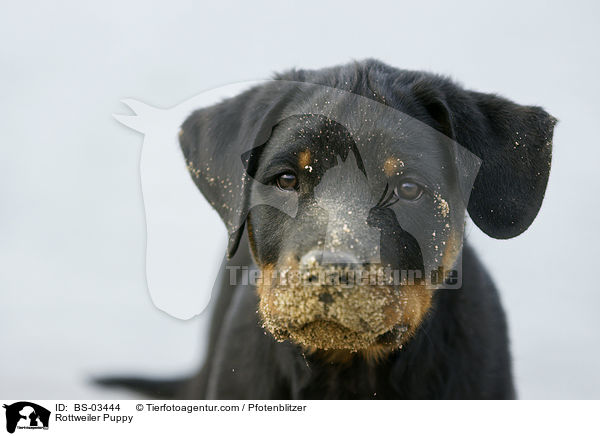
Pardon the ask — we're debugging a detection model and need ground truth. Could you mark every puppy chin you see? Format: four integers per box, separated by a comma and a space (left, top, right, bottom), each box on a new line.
273, 320, 412, 353
272, 320, 383, 351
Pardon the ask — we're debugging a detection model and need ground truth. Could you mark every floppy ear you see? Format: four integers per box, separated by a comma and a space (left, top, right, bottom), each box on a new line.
179, 82, 298, 257
413, 80, 556, 239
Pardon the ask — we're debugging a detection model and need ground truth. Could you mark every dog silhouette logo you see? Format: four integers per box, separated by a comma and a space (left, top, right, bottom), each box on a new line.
3, 402, 50, 433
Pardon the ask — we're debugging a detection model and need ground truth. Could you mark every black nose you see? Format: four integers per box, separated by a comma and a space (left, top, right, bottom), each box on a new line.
300, 250, 360, 268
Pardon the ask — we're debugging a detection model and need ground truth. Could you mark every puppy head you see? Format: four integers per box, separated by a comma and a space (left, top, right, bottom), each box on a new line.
179, 60, 555, 355
243, 110, 468, 354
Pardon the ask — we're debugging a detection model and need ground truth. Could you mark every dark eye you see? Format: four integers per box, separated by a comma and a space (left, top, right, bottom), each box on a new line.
394, 181, 423, 200
276, 173, 298, 191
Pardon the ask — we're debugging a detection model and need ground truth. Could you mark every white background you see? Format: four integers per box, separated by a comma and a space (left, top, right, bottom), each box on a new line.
1, 0, 599, 399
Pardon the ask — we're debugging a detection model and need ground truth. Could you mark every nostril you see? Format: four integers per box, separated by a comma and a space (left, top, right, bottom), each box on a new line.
318, 292, 334, 304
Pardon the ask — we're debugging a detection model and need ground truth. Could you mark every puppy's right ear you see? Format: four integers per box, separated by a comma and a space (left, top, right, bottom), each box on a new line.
179, 81, 297, 258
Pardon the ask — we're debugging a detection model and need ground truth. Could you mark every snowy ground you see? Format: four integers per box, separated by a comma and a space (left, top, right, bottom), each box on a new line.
1, 0, 599, 399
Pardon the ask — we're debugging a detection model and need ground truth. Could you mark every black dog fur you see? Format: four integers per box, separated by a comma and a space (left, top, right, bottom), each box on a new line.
99, 60, 555, 399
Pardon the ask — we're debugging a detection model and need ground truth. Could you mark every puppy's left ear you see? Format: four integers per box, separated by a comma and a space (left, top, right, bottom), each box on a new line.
414, 80, 557, 239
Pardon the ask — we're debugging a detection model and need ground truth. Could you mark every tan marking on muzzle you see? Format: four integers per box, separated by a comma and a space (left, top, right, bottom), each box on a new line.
257, 259, 433, 353
441, 226, 462, 273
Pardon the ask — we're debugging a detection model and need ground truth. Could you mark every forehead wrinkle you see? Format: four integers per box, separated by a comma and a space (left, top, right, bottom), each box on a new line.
369, 128, 453, 169
265, 118, 355, 160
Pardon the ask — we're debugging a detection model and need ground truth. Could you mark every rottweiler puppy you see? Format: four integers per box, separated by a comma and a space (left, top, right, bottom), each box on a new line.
103, 59, 555, 399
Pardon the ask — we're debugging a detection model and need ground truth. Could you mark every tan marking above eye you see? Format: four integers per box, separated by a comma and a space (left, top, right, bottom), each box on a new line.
383, 156, 404, 176
299, 149, 312, 168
